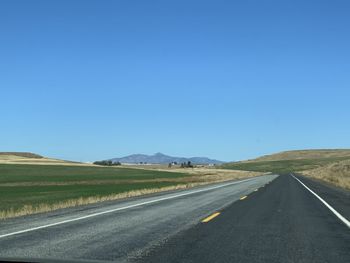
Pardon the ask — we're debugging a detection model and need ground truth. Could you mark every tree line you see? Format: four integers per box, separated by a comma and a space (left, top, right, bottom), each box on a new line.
93, 160, 121, 166
168, 161, 194, 168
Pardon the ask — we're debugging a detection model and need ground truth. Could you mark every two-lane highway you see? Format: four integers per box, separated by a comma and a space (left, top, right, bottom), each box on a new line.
1, 173, 349, 263
139, 174, 350, 263
0, 174, 277, 262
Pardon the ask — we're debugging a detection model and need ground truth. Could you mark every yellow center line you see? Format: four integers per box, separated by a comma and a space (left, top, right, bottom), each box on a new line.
240, 195, 248, 200
201, 212, 221, 223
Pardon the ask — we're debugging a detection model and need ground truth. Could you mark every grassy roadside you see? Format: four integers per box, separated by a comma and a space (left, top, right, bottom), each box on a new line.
221, 157, 350, 174
221, 150, 350, 190
300, 159, 350, 190
0, 163, 262, 220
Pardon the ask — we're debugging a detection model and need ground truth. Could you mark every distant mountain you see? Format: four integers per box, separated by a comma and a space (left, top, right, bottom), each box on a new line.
107, 152, 224, 165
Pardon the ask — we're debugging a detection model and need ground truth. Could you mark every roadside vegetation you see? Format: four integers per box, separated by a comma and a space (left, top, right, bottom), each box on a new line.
301, 159, 350, 190
221, 157, 350, 174
0, 163, 262, 220
221, 149, 350, 190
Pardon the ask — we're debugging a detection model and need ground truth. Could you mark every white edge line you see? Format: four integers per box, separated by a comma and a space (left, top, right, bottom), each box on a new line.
291, 174, 350, 229
0, 176, 272, 239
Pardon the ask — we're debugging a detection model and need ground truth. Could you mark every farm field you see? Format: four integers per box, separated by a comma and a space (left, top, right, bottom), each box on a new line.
0, 163, 261, 219
0, 163, 187, 219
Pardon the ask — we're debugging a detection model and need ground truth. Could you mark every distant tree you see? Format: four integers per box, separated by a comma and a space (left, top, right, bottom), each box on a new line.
179, 161, 194, 168
168, 163, 172, 168
93, 160, 121, 166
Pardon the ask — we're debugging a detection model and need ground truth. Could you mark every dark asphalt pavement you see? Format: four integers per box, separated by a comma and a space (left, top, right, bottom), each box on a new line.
137, 174, 350, 263
294, 174, 350, 220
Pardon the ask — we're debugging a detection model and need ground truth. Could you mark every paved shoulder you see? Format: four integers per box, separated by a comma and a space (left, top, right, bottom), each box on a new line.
294, 173, 350, 220
137, 175, 350, 263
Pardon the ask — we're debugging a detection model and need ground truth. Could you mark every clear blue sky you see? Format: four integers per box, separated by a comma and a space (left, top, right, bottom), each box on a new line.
1, 0, 349, 162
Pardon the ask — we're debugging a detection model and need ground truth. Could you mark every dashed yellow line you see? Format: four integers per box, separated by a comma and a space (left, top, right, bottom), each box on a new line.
240, 195, 248, 200
202, 212, 221, 223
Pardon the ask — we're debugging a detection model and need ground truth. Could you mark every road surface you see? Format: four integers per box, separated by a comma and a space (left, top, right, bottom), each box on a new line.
1, 173, 349, 263
0, 174, 277, 262
139, 174, 350, 263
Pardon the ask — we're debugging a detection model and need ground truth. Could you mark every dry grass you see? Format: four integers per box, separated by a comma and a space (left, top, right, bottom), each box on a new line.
222, 149, 350, 190
0, 152, 43, 158
120, 165, 264, 183
0, 184, 192, 219
300, 159, 350, 190
250, 149, 350, 162
0, 154, 94, 166
155, 167, 262, 181
0, 167, 262, 220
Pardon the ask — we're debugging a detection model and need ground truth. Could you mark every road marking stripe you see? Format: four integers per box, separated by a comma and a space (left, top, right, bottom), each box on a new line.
202, 212, 220, 223
0, 177, 259, 239
291, 174, 350, 229
240, 195, 247, 200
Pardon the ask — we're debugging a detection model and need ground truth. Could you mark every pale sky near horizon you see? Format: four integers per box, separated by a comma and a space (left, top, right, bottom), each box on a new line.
1, 0, 349, 162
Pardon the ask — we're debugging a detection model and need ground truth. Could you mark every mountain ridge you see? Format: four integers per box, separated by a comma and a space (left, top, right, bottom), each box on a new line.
107, 152, 224, 165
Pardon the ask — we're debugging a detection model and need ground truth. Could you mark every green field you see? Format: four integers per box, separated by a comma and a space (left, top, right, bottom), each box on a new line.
0, 164, 189, 217
221, 156, 350, 174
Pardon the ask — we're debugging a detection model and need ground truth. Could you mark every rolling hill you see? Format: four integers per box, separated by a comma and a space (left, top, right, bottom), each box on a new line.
0, 152, 43, 158
222, 149, 350, 173
250, 149, 350, 162
221, 149, 350, 189
0, 152, 88, 166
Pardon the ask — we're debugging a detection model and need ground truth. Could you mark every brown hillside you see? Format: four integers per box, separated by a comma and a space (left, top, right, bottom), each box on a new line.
0, 152, 43, 158
251, 149, 350, 162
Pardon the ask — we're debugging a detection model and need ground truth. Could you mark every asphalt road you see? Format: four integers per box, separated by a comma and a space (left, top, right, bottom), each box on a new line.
0, 174, 277, 262
294, 173, 350, 220
138, 174, 350, 263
